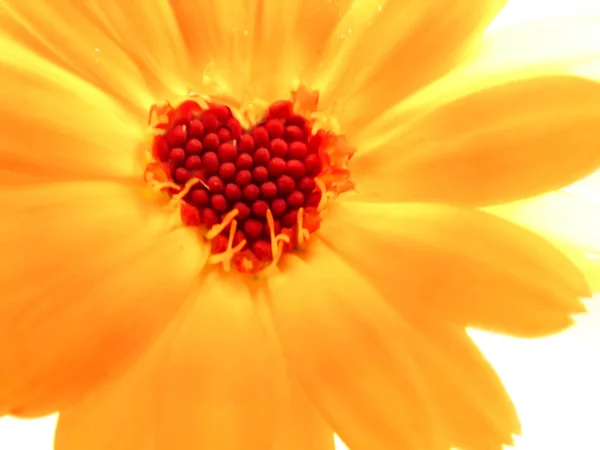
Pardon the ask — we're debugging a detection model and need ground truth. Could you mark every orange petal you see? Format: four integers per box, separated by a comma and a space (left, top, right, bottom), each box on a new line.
55, 274, 279, 450
315, 0, 507, 134
0, 38, 144, 181
272, 380, 336, 450
155, 275, 278, 450
318, 201, 590, 337
0, 181, 207, 416
268, 240, 449, 450
256, 300, 336, 450
485, 190, 600, 292
351, 75, 600, 205
354, 18, 600, 148
0, 2, 157, 115
170, 0, 352, 102
409, 316, 520, 449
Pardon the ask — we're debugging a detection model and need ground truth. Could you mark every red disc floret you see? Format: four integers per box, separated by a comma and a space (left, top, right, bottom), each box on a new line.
150, 99, 329, 273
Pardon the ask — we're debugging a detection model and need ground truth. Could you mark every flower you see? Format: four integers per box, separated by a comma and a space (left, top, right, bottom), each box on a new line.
1, 1, 600, 449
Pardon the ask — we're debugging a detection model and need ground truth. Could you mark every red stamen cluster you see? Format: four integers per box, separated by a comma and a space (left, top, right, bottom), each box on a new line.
149, 99, 328, 272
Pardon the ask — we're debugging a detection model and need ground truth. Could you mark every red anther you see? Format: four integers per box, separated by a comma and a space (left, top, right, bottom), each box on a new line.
225, 183, 242, 202
217, 127, 231, 143
271, 198, 287, 217
282, 210, 298, 228
307, 134, 321, 154
267, 157, 286, 177
207, 176, 224, 193
304, 154, 322, 176
202, 152, 220, 175
252, 127, 269, 147
180, 202, 202, 227
166, 125, 188, 148
260, 181, 277, 200
306, 191, 322, 207
268, 100, 293, 119
190, 189, 210, 207
269, 138, 288, 158
208, 104, 231, 123
254, 148, 270, 165
243, 184, 260, 201
174, 167, 190, 184
185, 155, 203, 170
153, 136, 170, 161
284, 126, 304, 143
286, 159, 306, 180
288, 141, 308, 160
173, 100, 202, 125
286, 114, 306, 127
218, 142, 237, 162
236, 153, 253, 170
276, 175, 295, 195
219, 162, 236, 181
188, 119, 204, 139
169, 147, 186, 165
235, 170, 252, 186
227, 118, 243, 140
287, 190, 305, 208
202, 112, 220, 133
252, 241, 272, 261
166, 125, 187, 148
202, 208, 220, 227
185, 138, 203, 155
203, 133, 220, 152
244, 219, 263, 240
238, 133, 254, 153
298, 176, 315, 193
251, 200, 269, 218
233, 230, 246, 246
211, 234, 229, 253
233, 202, 251, 220
252, 166, 269, 184
211, 194, 228, 212
265, 119, 285, 139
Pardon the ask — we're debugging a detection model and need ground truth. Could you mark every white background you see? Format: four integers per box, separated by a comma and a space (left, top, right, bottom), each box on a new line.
2, 0, 600, 448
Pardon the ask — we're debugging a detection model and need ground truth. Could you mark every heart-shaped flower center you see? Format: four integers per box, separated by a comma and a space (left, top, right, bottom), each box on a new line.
144, 88, 355, 275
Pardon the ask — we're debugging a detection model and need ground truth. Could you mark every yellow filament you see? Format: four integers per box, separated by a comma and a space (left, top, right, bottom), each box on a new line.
207, 219, 247, 272
168, 177, 202, 208
296, 207, 310, 247
205, 209, 239, 240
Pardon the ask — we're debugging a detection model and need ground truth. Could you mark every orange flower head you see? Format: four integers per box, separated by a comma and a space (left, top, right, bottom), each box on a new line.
1, 1, 600, 450
143, 88, 355, 276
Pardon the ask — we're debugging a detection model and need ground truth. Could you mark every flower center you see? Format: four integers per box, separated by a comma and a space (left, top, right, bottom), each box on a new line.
144, 88, 354, 276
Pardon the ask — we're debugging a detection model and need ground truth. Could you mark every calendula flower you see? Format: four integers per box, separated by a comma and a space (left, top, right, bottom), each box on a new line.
1, 1, 600, 449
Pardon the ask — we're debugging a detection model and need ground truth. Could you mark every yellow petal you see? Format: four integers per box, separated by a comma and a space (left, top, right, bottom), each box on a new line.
315, 0, 507, 134
319, 201, 589, 337
55, 275, 281, 450
170, 0, 352, 102
155, 276, 278, 450
0, 37, 143, 181
485, 190, 600, 292
268, 240, 448, 450
0, 1, 156, 115
0, 181, 207, 416
351, 75, 600, 205
356, 18, 600, 145
272, 380, 336, 450
409, 316, 520, 449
